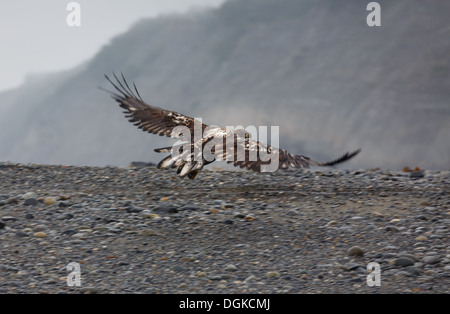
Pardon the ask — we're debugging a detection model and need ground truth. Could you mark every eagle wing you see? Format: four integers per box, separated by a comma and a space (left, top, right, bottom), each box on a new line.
104, 73, 207, 138
105, 74, 360, 174
213, 139, 360, 172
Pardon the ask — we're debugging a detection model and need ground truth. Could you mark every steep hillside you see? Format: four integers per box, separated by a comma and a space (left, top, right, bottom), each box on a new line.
0, 0, 449, 169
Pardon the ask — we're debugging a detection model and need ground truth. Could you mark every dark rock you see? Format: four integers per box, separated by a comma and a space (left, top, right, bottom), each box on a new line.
15, 231, 29, 237
347, 246, 364, 257
61, 229, 78, 236
394, 257, 415, 267
410, 171, 424, 179
129, 161, 155, 168
179, 204, 200, 211
153, 203, 178, 214
23, 198, 38, 206
1, 216, 17, 222
0, 222, 5, 229
125, 203, 143, 213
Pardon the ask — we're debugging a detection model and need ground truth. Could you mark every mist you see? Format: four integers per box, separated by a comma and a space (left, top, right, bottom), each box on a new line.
0, 0, 449, 170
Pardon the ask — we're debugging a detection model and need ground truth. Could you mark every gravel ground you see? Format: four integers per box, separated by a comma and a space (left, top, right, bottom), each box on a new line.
0, 162, 449, 294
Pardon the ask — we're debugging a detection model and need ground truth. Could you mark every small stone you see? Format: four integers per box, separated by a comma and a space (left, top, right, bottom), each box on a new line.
1, 216, 17, 222
196, 271, 207, 277
61, 229, 78, 236
58, 201, 71, 207
6, 197, 18, 205
266, 271, 280, 279
139, 229, 160, 236
415, 215, 428, 221
423, 256, 440, 265
415, 235, 428, 241
384, 225, 399, 232
0, 222, 5, 229
44, 197, 57, 205
80, 287, 98, 294
34, 232, 47, 238
224, 264, 238, 271
410, 171, 424, 179
153, 203, 178, 214
33, 225, 47, 232
394, 257, 415, 267
21, 192, 37, 199
244, 215, 255, 221
179, 205, 199, 211
124, 204, 143, 213
244, 275, 258, 283
398, 253, 418, 262
347, 246, 364, 257
24, 198, 38, 206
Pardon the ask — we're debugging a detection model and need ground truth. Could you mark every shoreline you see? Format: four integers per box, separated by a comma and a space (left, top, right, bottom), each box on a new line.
0, 163, 449, 293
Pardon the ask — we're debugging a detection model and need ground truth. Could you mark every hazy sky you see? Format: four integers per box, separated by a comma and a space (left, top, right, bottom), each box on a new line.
0, 0, 226, 92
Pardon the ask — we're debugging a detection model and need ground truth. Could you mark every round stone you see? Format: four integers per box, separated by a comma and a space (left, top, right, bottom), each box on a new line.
347, 246, 364, 257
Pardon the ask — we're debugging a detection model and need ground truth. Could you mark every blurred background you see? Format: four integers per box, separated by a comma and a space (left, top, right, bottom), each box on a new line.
0, 0, 449, 170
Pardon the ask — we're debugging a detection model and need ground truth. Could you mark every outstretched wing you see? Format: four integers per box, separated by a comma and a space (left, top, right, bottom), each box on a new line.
215, 139, 360, 172
103, 73, 207, 138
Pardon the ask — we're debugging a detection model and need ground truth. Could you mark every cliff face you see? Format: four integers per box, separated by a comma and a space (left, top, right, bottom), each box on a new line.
0, 0, 449, 169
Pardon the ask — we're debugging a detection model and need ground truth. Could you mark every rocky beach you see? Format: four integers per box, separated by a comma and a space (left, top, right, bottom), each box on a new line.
0, 162, 448, 293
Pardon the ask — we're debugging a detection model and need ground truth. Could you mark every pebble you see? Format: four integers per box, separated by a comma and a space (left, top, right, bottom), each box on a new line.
394, 257, 415, 267
266, 271, 280, 279
0, 163, 448, 294
410, 171, 424, 179
152, 203, 178, 214
34, 232, 47, 238
1, 216, 17, 222
139, 229, 160, 236
44, 197, 57, 205
224, 264, 238, 271
21, 192, 37, 199
423, 256, 440, 265
24, 198, 38, 206
80, 287, 98, 294
347, 246, 364, 257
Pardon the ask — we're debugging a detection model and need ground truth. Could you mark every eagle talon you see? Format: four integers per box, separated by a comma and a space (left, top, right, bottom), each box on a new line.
187, 170, 199, 179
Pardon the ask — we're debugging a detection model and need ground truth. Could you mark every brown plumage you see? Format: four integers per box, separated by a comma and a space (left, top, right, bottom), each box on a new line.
104, 73, 360, 179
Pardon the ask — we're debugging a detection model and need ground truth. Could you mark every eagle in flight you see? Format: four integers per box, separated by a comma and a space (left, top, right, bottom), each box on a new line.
104, 74, 360, 179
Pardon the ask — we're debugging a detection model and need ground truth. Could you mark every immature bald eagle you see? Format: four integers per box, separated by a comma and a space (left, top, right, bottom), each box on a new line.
104, 74, 360, 179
